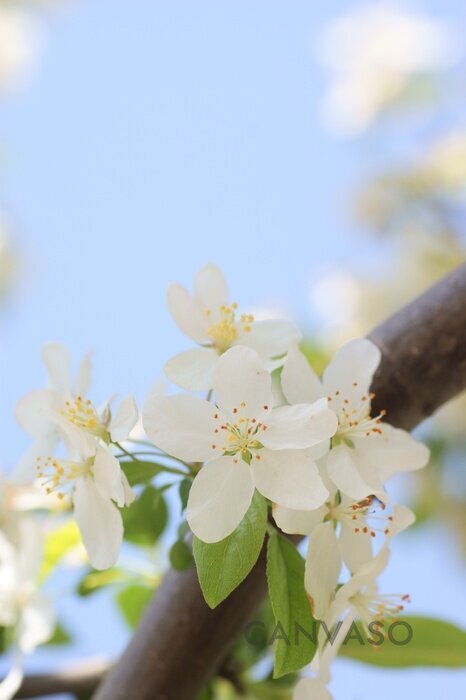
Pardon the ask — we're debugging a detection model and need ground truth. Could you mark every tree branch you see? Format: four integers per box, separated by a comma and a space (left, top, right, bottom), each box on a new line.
64, 266, 466, 699
12, 658, 111, 698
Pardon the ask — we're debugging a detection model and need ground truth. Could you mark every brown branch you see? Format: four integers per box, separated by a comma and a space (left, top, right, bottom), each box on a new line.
11, 658, 111, 698
93, 265, 465, 699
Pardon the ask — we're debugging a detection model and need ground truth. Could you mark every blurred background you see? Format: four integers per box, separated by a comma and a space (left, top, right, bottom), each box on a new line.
0, 1, 465, 698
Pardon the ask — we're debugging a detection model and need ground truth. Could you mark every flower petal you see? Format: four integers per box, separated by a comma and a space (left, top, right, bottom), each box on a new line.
239, 319, 301, 360
326, 444, 384, 501
305, 521, 341, 620
167, 282, 208, 343
14, 389, 58, 438
213, 345, 273, 420
281, 341, 324, 405
110, 396, 139, 443
388, 504, 415, 538
186, 456, 254, 542
92, 446, 126, 505
143, 393, 222, 462
272, 503, 326, 535
193, 262, 228, 310
42, 342, 72, 393
323, 338, 381, 399
251, 449, 328, 510
164, 347, 218, 391
19, 595, 55, 653
11, 434, 58, 486
74, 350, 93, 396
355, 424, 430, 481
73, 478, 123, 570
339, 520, 373, 574
293, 678, 333, 700
262, 399, 337, 450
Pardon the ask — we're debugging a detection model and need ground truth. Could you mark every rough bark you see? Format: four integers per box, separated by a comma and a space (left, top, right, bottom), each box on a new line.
93, 264, 466, 700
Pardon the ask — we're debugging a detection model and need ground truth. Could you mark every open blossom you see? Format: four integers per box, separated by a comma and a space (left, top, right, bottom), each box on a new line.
144, 346, 337, 542
164, 263, 300, 390
35, 422, 134, 570
0, 520, 55, 700
294, 547, 410, 699
274, 496, 413, 619
281, 338, 429, 502
14, 343, 138, 484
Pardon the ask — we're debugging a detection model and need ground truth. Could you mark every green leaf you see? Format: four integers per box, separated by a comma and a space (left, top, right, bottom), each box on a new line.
169, 539, 194, 571
40, 520, 82, 582
122, 485, 168, 545
120, 460, 166, 487
78, 568, 127, 596
179, 478, 191, 511
193, 491, 267, 609
340, 617, 466, 667
47, 622, 72, 646
266, 533, 316, 678
116, 584, 154, 629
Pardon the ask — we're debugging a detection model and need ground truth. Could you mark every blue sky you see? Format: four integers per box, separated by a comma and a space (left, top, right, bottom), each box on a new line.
0, 1, 465, 697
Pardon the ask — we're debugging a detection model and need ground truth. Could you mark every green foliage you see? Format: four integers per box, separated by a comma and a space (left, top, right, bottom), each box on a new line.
78, 568, 128, 596
179, 478, 191, 511
120, 460, 166, 487
47, 622, 72, 646
193, 491, 267, 609
116, 584, 154, 629
40, 520, 82, 582
340, 617, 466, 667
122, 485, 168, 546
266, 533, 316, 678
169, 538, 194, 571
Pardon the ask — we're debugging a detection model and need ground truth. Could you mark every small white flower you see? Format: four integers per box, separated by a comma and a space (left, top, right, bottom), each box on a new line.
14, 343, 138, 484
35, 423, 134, 570
274, 497, 414, 619
144, 345, 337, 542
164, 263, 300, 390
281, 338, 430, 501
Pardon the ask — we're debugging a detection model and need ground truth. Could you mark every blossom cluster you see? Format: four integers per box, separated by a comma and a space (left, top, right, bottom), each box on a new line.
5, 263, 430, 699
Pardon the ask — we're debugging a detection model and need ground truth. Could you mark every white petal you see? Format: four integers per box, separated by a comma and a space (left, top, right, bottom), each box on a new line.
92, 446, 125, 505
167, 282, 208, 343
186, 456, 254, 542
326, 444, 383, 501
356, 424, 430, 481
293, 678, 333, 700
213, 345, 273, 419
305, 522, 341, 620
19, 596, 55, 653
42, 342, 72, 392
388, 504, 415, 538
11, 434, 58, 486
239, 319, 301, 359
251, 449, 328, 510
193, 262, 228, 310
14, 389, 58, 438
51, 413, 97, 460
73, 479, 123, 570
110, 396, 139, 442
143, 393, 222, 462
120, 470, 136, 506
74, 350, 93, 396
336, 546, 390, 604
323, 338, 381, 399
272, 503, 326, 535
164, 347, 218, 391
262, 399, 337, 450
339, 521, 373, 574
281, 341, 324, 405
0, 654, 23, 700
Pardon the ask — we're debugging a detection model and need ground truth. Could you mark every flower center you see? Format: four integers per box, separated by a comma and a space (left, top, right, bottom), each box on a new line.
330, 496, 394, 538
352, 591, 410, 632
328, 386, 386, 442
60, 396, 110, 443
210, 402, 269, 464
205, 304, 254, 353
36, 455, 94, 500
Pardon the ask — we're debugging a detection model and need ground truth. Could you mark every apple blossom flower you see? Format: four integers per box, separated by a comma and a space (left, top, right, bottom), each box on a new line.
281, 338, 429, 501
274, 497, 413, 619
14, 343, 138, 485
0, 519, 55, 700
144, 345, 337, 542
164, 263, 300, 390
35, 423, 134, 570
